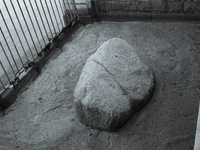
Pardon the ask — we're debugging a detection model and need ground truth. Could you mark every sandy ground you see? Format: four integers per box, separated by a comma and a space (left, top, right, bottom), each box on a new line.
0, 21, 200, 150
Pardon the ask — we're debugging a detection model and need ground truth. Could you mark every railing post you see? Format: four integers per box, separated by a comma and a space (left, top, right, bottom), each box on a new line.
91, 0, 99, 12
75, 0, 92, 15
77, 0, 95, 25
63, 0, 73, 25
63, 0, 94, 25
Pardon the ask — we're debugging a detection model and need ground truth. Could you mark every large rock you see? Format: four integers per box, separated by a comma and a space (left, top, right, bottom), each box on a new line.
74, 38, 155, 131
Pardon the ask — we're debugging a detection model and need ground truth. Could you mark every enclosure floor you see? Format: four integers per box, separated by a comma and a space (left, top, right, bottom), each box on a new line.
0, 21, 200, 150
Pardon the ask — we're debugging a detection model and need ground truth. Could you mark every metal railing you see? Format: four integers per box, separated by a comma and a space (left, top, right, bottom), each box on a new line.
0, 0, 78, 94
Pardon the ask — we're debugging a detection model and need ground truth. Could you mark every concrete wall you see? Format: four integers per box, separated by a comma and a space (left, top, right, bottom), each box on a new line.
62, 0, 93, 15
92, 0, 200, 13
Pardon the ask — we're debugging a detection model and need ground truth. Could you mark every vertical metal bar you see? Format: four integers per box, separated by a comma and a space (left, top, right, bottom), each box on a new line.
0, 79, 6, 90
63, 0, 67, 11
53, 0, 64, 28
70, 0, 78, 18
44, 0, 57, 35
61, 0, 70, 25
70, 0, 76, 19
34, 0, 50, 41
86, 0, 89, 12
0, 7, 24, 68
39, 0, 53, 38
62, 0, 68, 14
73, 0, 78, 16
0, 27, 20, 73
49, 0, 61, 32
63, 0, 70, 24
0, 61, 10, 83
23, 0, 41, 53
10, 0, 31, 62
10, 1, 29, 61
17, 0, 37, 59
0, 41, 16, 78
59, 0, 68, 25
66, 0, 73, 22
30, 0, 47, 46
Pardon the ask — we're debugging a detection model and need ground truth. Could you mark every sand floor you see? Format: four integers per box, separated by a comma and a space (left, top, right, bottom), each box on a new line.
0, 21, 200, 150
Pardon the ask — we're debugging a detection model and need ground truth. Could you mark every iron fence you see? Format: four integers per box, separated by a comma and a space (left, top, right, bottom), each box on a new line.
0, 0, 78, 94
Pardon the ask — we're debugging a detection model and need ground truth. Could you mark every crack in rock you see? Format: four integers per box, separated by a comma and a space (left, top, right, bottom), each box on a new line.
90, 59, 129, 96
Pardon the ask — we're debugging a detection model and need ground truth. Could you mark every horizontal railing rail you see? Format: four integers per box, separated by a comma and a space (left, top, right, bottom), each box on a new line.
0, 0, 78, 94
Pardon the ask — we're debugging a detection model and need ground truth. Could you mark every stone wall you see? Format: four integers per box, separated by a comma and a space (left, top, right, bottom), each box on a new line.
92, 0, 200, 13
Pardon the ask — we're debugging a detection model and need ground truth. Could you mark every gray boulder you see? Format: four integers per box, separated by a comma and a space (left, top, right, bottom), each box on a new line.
74, 38, 155, 131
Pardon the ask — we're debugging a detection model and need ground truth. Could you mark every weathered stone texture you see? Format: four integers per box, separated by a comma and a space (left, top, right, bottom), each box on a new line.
137, 0, 168, 12
137, 1, 152, 12
106, 1, 137, 12
168, 1, 184, 12
74, 38, 155, 131
184, 1, 200, 13
91, 0, 200, 13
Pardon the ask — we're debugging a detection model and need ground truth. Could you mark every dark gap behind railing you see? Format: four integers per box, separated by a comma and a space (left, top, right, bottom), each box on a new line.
0, 0, 78, 94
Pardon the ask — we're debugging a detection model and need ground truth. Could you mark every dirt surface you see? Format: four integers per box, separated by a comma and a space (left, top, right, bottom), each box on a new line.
0, 21, 200, 150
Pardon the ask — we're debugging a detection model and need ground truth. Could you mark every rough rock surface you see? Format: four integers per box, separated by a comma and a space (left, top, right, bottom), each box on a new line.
74, 38, 155, 131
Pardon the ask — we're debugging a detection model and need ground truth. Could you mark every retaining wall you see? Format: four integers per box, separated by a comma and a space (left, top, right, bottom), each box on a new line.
93, 0, 200, 13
